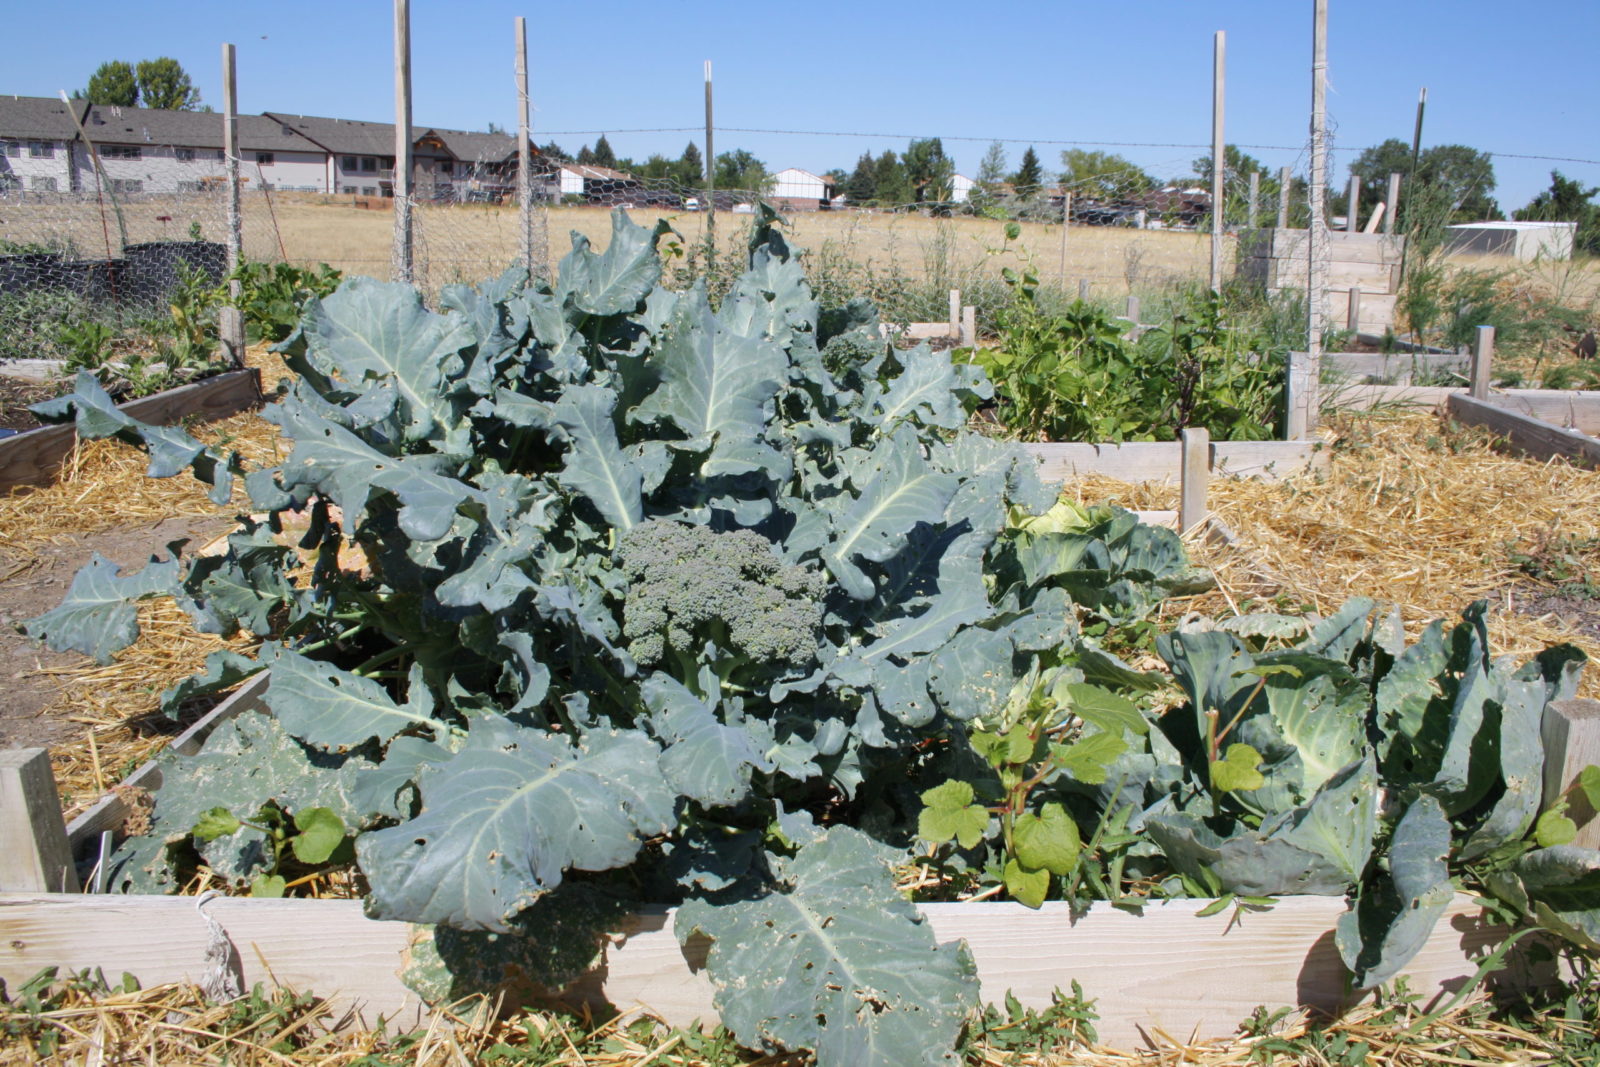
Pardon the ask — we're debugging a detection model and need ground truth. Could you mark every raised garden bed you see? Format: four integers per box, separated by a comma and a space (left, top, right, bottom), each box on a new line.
1447, 390, 1600, 468
0, 367, 263, 490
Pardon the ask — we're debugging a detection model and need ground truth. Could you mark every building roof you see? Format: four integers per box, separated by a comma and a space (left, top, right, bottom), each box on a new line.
425, 128, 519, 163
1447, 220, 1575, 231
267, 113, 521, 162
81, 102, 324, 153
0, 95, 86, 142
559, 163, 637, 183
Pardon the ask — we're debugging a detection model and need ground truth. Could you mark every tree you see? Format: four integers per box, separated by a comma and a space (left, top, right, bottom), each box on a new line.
1010, 146, 1043, 197
1191, 144, 1264, 189
1060, 149, 1155, 200
679, 141, 704, 185
845, 152, 876, 203
576, 144, 595, 166
1516, 170, 1600, 255
486, 121, 506, 135
976, 141, 1007, 189
1348, 139, 1500, 227
135, 57, 201, 111
538, 141, 572, 163
591, 135, 618, 169
714, 149, 768, 192
903, 137, 955, 205
84, 61, 138, 106
872, 150, 911, 205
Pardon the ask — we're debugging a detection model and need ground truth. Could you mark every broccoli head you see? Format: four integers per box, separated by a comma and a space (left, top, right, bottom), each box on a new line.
617, 520, 827, 684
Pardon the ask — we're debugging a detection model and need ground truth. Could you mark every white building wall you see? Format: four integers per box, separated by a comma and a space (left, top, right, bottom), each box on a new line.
244, 149, 327, 192
332, 153, 394, 194
951, 173, 974, 203
0, 138, 75, 193
559, 167, 585, 196
772, 168, 825, 200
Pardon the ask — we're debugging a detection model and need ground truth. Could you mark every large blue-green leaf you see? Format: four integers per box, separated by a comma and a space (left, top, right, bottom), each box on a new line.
550, 384, 641, 531
678, 826, 979, 1067
824, 429, 960, 600
863, 345, 971, 431
265, 651, 444, 750
1517, 846, 1600, 950
642, 673, 772, 807
295, 277, 474, 444
1253, 651, 1368, 801
358, 724, 674, 931
558, 210, 669, 316
24, 553, 181, 664
1336, 795, 1455, 988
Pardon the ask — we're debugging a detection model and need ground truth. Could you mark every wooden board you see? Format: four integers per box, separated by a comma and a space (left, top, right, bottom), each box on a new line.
1324, 383, 1458, 411
0, 368, 263, 490
1267, 258, 1398, 294
1321, 351, 1469, 384
1447, 393, 1600, 468
1025, 440, 1328, 485
0, 892, 1508, 1050
64, 672, 271, 858
1245, 228, 1405, 264
1478, 390, 1600, 436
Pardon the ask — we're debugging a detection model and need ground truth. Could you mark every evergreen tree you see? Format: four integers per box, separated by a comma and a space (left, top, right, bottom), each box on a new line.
84, 61, 138, 106
1011, 146, 1043, 197
135, 57, 200, 111
591, 135, 618, 169
976, 141, 1007, 189
679, 141, 704, 185
845, 152, 877, 203
538, 141, 572, 163
873, 150, 910, 205
576, 144, 596, 166
904, 137, 955, 205
1516, 170, 1600, 254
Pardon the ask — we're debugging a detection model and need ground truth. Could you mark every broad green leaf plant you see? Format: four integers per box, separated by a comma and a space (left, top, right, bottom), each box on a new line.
23, 208, 1600, 1065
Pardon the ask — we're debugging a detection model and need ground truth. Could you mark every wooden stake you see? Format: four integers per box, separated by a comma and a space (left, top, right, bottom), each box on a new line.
1078, 279, 1090, 301
1180, 427, 1209, 535
392, 0, 414, 284
1058, 191, 1071, 278
1542, 699, 1600, 850
1286, 350, 1316, 439
0, 749, 79, 893
515, 16, 535, 279
949, 289, 960, 338
962, 305, 976, 348
1247, 170, 1260, 230
1346, 174, 1360, 233
1307, 0, 1329, 367
1209, 30, 1226, 293
1125, 295, 1142, 340
704, 60, 715, 275
1384, 172, 1401, 235
1347, 286, 1362, 333
220, 43, 245, 367
1277, 165, 1292, 229
1471, 325, 1494, 399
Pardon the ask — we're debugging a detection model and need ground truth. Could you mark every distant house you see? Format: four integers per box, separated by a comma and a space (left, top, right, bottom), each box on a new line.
1445, 221, 1575, 261
543, 162, 644, 204
771, 167, 832, 211
950, 173, 974, 204
0, 96, 81, 194
83, 104, 326, 193
267, 112, 526, 200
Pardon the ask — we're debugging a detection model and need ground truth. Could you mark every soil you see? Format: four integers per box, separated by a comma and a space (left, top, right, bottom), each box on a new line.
1506, 580, 1600, 646
0, 513, 234, 750
0, 374, 60, 433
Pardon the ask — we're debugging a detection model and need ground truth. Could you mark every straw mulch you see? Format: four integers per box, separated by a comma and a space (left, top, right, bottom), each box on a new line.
1073, 410, 1600, 698
0, 975, 1581, 1066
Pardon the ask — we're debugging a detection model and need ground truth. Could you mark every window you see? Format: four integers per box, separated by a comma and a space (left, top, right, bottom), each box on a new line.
342, 185, 357, 194
175, 147, 195, 162
109, 178, 142, 193
29, 141, 55, 158
177, 181, 200, 192
255, 152, 274, 166
3, 141, 20, 157
341, 155, 358, 171
101, 144, 141, 160
379, 156, 394, 170
362, 186, 376, 196
216, 149, 226, 161
31, 176, 58, 192
360, 157, 377, 172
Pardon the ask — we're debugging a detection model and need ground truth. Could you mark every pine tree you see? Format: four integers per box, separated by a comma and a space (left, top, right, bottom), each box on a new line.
845, 152, 877, 203
679, 141, 705, 185
1011, 146, 1042, 197
592, 135, 618, 169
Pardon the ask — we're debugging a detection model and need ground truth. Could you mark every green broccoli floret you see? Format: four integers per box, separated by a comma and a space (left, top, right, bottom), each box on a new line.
617, 519, 827, 685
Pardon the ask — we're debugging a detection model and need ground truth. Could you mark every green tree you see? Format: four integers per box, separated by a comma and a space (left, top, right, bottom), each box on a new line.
1191, 144, 1264, 188
976, 141, 1007, 189
1516, 170, 1600, 255
872, 150, 911, 205
538, 141, 571, 163
1348, 139, 1500, 228
1010, 146, 1043, 197
714, 149, 768, 192
903, 137, 955, 205
576, 144, 595, 165
845, 152, 877, 203
678, 141, 704, 185
84, 61, 138, 106
135, 57, 201, 111
591, 135, 618, 169
1060, 149, 1155, 199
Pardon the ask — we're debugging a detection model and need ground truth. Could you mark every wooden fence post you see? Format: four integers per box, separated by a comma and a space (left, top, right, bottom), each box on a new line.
962, 305, 976, 348
1471, 325, 1495, 399
0, 749, 79, 893
1180, 427, 1210, 535
1078, 279, 1090, 302
1384, 172, 1402, 236
949, 289, 960, 338
1276, 165, 1291, 229
220, 43, 245, 367
1125, 295, 1141, 339
1345, 174, 1360, 233
1543, 699, 1600, 850
1346, 286, 1362, 334
392, 0, 414, 284
1285, 350, 1316, 439
1247, 170, 1260, 230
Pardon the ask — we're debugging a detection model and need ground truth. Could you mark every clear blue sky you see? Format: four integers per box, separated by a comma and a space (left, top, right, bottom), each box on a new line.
8, 0, 1597, 211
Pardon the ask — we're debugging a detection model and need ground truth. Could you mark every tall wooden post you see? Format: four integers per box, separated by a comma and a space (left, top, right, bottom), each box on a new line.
1286, 349, 1316, 439
1247, 170, 1260, 230
1384, 172, 1402, 235
1347, 286, 1362, 333
1276, 165, 1292, 228
1308, 0, 1330, 370
704, 60, 715, 276
1180, 428, 1210, 536
220, 43, 245, 366
515, 16, 535, 279
1059, 191, 1072, 279
1209, 30, 1226, 293
392, 0, 414, 284
1345, 174, 1360, 233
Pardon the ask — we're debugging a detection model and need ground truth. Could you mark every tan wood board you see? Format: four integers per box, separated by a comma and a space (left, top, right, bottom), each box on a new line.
0, 368, 263, 489
1447, 393, 1600, 468
1025, 440, 1328, 485
0, 892, 1505, 1050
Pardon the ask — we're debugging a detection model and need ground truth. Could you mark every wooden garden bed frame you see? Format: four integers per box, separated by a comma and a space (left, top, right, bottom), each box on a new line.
6, 677, 1598, 1049
0, 366, 264, 490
